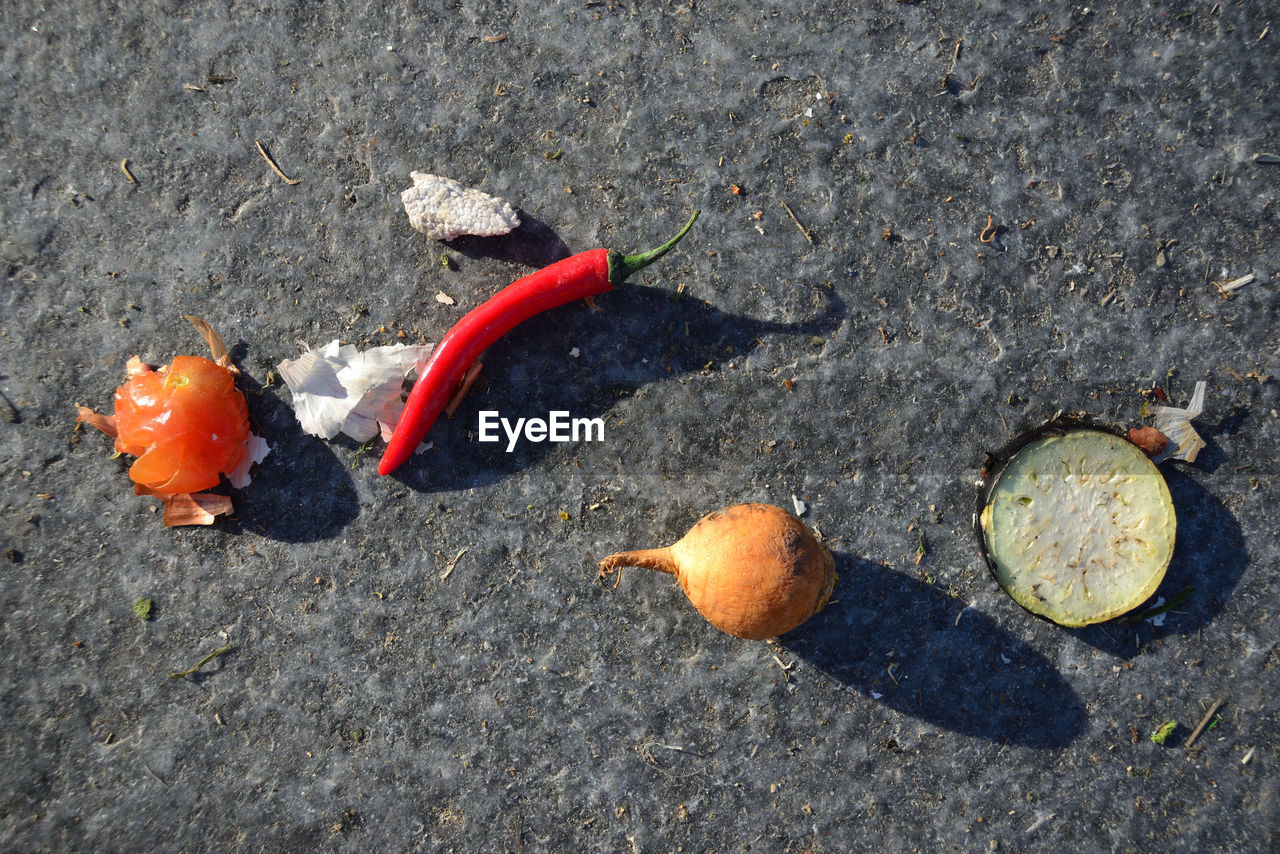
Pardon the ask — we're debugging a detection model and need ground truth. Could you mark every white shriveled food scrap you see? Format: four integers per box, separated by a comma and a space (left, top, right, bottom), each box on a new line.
1151, 380, 1208, 463
401, 172, 520, 241
277, 340, 433, 443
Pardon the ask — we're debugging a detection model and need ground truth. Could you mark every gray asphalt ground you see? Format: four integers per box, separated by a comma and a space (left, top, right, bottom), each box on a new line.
2, 2, 1277, 851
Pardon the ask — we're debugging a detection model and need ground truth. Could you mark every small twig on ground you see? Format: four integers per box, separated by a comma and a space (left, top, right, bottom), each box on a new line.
1214, 273, 1255, 298
780, 200, 814, 243
142, 762, 169, 787
638, 738, 710, 778
639, 739, 699, 761
120, 158, 137, 184
440, 546, 470, 581
1184, 697, 1225, 748
255, 140, 301, 185
169, 644, 233, 679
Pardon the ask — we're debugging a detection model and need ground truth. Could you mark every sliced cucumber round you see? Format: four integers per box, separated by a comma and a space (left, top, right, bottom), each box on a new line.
978, 427, 1176, 627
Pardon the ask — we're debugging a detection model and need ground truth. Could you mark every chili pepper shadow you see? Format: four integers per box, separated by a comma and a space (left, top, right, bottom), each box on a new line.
445, 212, 572, 269
1062, 467, 1248, 658
784, 554, 1086, 748
384, 283, 846, 492
218, 354, 360, 543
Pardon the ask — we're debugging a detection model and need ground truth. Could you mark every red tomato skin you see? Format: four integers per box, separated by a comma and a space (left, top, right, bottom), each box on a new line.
112, 355, 250, 495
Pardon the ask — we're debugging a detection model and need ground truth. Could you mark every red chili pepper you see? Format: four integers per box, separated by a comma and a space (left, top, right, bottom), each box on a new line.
378, 210, 699, 475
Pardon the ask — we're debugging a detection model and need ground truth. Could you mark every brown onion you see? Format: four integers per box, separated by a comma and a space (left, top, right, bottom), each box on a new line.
599, 503, 837, 640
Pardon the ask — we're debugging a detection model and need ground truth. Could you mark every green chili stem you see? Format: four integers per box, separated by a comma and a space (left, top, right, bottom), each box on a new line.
609, 210, 700, 286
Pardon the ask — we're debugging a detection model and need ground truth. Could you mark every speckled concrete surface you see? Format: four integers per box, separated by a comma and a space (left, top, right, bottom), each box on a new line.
2, 1, 1278, 851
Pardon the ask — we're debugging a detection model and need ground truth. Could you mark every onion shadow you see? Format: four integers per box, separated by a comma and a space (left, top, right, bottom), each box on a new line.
785, 554, 1087, 748
384, 282, 846, 493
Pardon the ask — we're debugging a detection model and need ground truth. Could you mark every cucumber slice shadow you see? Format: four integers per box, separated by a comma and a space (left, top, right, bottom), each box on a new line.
785, 554, 1086, 749
974, 418, 1247, 655
976, 422, 1175, 627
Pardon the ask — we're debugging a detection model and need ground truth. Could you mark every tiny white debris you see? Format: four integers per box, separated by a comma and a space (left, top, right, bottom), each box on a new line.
1146, 596, 1167, 627
436, 291, 456, 306
1242, 746, 1256, 765
569, 347, 580, 359
870, 691, 883, 700
792, 494, 807, 516
228, 433, 271, 489
1151, 380, 1207, 463
401, 171, 520, 241
1000, 653, 1012, 664
277, 340, 432, 442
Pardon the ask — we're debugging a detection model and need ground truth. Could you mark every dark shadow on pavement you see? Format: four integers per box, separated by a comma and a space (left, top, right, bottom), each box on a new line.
445, 211, 572, 269
1067, 467, 1248, 658
223, 358, 361, 543
786, 554, 1087, 749
385, 282, 846, 493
